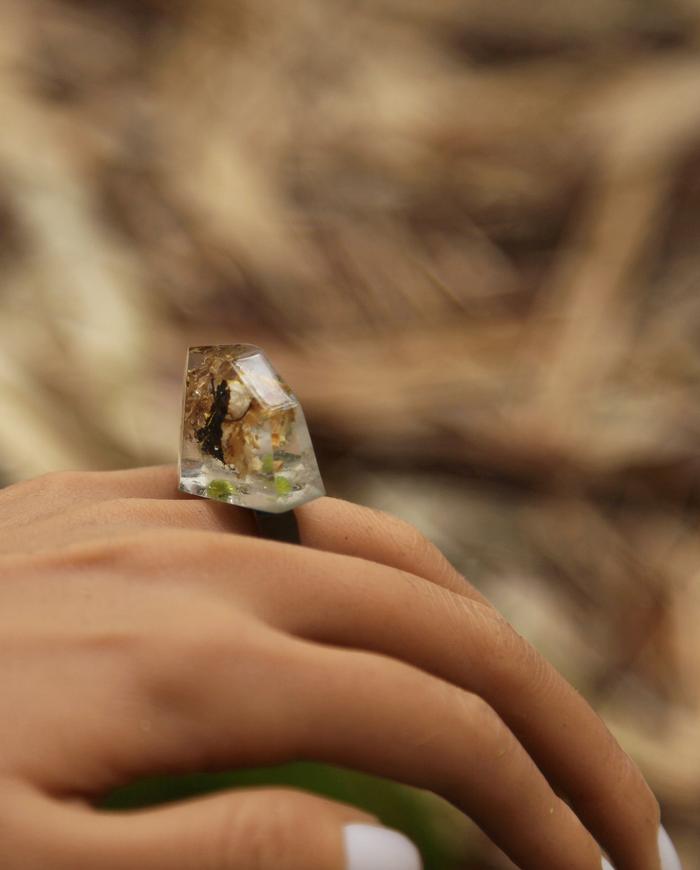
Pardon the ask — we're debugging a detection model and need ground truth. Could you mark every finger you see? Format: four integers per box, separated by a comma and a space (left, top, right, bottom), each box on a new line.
5, 465, 475, 598
171, 494, 480, 598
0, 466, 492, 604
152, 471, 479, 597
143, 634, 603, 870
219, 535, 658, 870
50, 489, 480, 598
296, 497, 483, 599
0, 490, 473, 600
1, 781, 420, 870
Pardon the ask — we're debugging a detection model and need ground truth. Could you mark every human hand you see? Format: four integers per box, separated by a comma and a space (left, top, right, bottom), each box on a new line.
0, 466, 675, 869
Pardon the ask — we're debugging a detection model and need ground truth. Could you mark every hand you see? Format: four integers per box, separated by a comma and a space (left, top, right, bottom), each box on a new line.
0, 466, 665, 869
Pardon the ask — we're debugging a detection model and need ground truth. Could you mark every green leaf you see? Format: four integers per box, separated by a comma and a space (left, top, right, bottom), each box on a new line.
274, 475, 292, 496
102, 764, 464, 870
206, 479, 237, 500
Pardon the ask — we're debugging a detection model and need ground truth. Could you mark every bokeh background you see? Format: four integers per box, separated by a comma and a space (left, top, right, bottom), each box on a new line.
1, 0, 699, 866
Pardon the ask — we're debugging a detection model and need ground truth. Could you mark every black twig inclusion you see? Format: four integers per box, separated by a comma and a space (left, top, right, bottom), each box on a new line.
196, 379, 230, 463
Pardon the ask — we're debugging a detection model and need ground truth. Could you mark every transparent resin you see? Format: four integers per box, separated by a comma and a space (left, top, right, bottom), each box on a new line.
179, 345, 325, 513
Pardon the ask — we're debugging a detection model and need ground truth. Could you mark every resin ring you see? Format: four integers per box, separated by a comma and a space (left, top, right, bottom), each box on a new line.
178, 344, 325, 543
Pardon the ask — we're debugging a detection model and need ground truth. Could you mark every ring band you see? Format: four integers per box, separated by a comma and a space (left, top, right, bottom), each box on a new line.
252, 509, 301, 544
178, 344, 324, 542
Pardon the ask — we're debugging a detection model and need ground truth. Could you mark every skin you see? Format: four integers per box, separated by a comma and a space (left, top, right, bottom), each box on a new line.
0, 466, 661, 870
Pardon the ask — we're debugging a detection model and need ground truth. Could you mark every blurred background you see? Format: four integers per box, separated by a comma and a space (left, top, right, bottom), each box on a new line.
1, 0, 699, 866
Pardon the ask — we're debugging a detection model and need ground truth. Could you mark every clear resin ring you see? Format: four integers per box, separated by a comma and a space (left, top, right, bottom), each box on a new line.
178, 344, 325, 543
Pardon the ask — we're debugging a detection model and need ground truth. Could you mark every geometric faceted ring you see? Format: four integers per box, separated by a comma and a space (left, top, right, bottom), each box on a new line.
178, 344, 325, 543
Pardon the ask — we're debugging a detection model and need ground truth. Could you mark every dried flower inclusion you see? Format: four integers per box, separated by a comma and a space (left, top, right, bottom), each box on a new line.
179, 345, 325, 512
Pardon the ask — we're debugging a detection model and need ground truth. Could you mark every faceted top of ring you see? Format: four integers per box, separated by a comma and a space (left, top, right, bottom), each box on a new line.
178, 344, 325, 513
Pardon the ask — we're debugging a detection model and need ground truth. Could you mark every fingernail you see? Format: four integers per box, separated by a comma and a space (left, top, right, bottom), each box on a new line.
344, 823, 422, 870
601, 825, 681, 870
659, 825, 682, 870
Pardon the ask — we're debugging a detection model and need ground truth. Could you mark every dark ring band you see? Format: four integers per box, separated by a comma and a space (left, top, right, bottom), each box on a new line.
253, 509, 301, 544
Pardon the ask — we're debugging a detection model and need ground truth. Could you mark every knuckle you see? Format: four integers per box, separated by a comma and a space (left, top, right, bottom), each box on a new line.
70, 528, 189, 572
213, 791, 308, 869
453, 690, 519, 776
138, 607, 273, 710
460, 690, 502, 737
640, 778, 661, 830
359, 504, 463, 589
5, 535, 123, 577
501, 622, 545, 676
575, 738, 661, 841
54, 533, 147, 572
350, 502, 427, 558
123, 624, 204, 712
378, 509, 436, 564
478, 609, 549, 686
24, 528, 189, 583
615, 749, 660, 827
416, 579, 474, 631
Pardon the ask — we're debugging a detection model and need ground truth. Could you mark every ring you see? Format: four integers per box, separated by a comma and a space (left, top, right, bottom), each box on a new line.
178, 344, 325, 543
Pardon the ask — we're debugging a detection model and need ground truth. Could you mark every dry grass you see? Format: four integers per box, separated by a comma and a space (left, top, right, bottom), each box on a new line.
0, 0, 699, 865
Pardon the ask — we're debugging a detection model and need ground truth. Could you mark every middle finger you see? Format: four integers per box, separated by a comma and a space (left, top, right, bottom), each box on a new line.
137, 529, 658, 870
